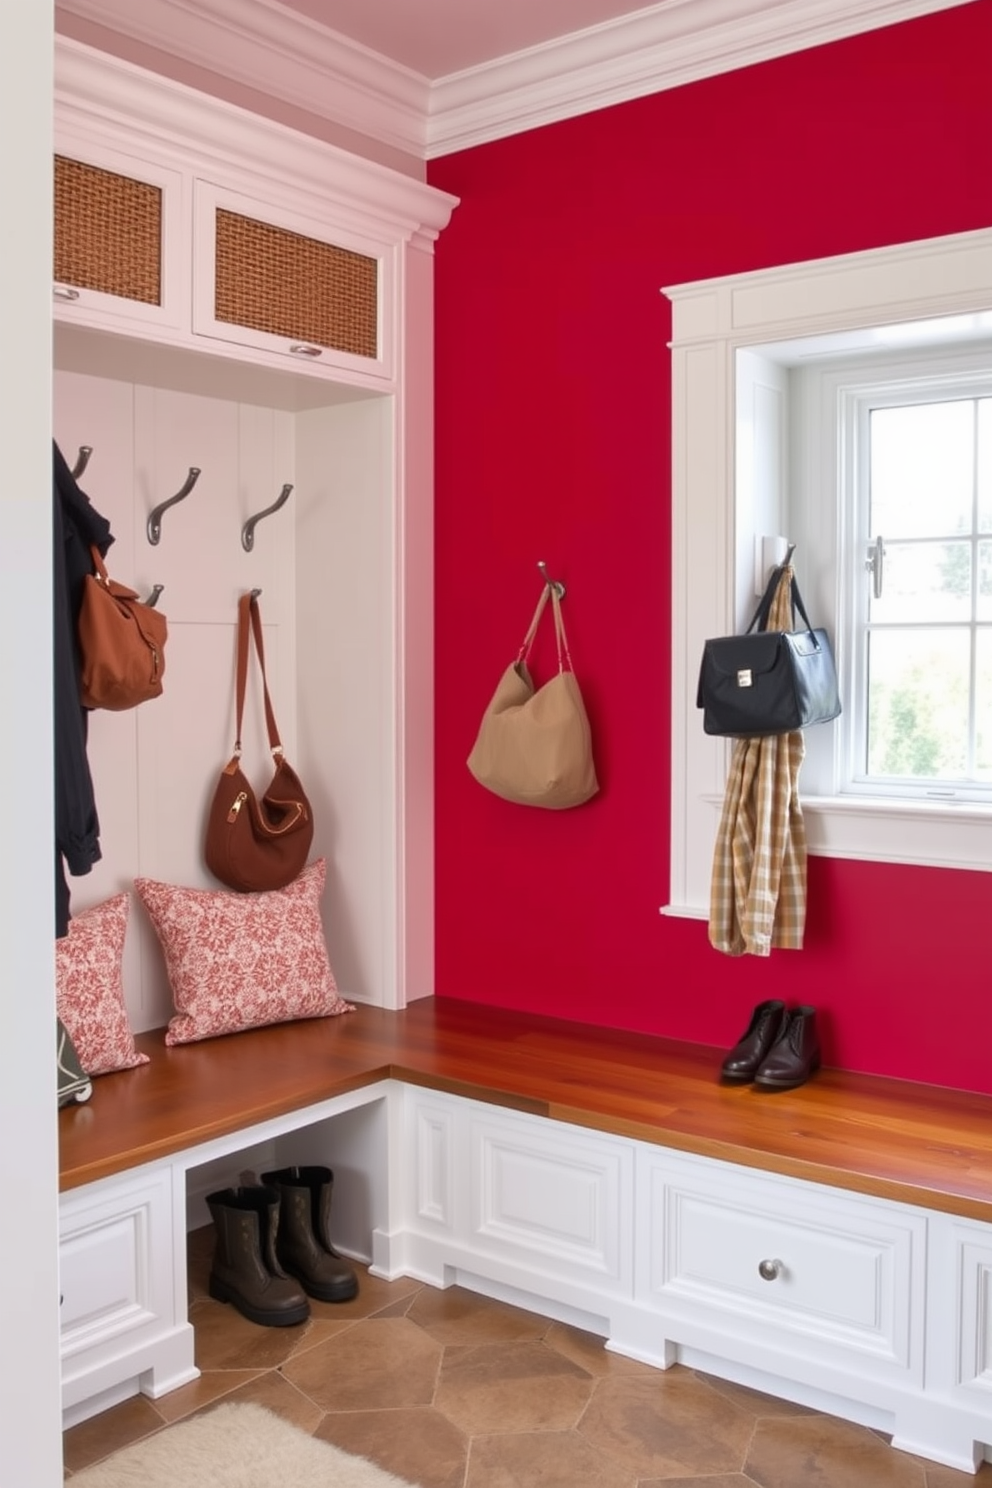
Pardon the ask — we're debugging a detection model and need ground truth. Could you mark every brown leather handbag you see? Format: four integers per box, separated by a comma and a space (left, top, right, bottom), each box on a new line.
205, 592, 314, 892
78, 545, 168, 711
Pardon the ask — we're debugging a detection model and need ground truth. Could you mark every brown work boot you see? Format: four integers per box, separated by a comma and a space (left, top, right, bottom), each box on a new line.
261, 1166, 359, 1302
206, 1186, 310, 1326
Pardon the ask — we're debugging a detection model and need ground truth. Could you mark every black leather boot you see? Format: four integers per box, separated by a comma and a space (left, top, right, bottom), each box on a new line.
206, 1186, 310, 1327
720, 999, 788, 1082
261, 1166, 359, 1302
754, 1005, 821, 1090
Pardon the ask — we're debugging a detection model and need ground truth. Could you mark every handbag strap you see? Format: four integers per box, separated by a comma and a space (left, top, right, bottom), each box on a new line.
745, 564, 817, 637
88, 544, 110, 586
234, 592, 284, 757
516, 583, 574, 673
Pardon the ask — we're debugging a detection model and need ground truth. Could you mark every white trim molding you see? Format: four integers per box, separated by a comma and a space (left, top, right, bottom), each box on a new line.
56, 0, 431, 159
54, 35, 456, 243
56, 0, 977, 161
663, 228, 992, 920
425, 0, 975, 156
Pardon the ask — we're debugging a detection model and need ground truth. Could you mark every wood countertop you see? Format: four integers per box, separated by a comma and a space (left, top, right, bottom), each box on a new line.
58, 997, 992, 1223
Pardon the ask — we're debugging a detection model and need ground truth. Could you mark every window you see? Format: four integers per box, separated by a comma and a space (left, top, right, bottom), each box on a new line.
791, 351, 992, 812
853, 383, 992, 800
663, 230, 992, 919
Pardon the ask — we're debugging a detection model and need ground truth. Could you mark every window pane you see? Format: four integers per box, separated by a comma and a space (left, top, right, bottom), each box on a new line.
977, 628, 992, 781
870, 400, 974, 537
870, 540, 972, 623
867, 629, 969, 778
980, 399, 992, 533
979, 540, 992, 623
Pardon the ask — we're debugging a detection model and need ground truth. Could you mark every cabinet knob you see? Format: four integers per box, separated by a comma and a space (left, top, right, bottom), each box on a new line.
758, 1257, 783, 1281
289, 343, 323, 358
53, 284, 81, 301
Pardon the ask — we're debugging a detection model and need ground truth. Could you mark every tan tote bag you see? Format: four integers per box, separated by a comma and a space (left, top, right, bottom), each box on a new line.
467, 583, 599, 809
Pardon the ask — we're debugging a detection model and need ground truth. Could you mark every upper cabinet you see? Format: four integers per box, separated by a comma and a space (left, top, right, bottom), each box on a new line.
53, 36, 456, 393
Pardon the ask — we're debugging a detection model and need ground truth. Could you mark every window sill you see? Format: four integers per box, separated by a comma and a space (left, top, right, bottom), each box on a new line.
661, 791, 992, 921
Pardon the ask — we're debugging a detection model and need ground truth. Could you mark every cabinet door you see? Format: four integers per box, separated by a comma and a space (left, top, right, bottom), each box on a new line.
53, 141, 187, 334
192, 181, 394, 384
955, 1223, 992, 1400
59, 1167, 176, 1378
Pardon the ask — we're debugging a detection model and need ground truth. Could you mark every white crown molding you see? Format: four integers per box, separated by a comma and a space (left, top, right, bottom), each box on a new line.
54, 35, 456, 240
57, 0, 975, 162
426, 0, 975, 155
56, 0, 431, 157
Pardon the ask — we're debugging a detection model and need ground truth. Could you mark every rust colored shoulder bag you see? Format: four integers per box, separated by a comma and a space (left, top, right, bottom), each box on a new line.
205, 592, 314, 892
78, 545, 168, 711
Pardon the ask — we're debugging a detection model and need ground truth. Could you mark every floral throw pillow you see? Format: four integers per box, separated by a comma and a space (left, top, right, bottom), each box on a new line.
134, 857, 354, 1047
56, 893, 149, 1076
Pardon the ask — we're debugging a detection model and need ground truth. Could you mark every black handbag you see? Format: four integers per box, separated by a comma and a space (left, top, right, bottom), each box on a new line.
697, 565, 841, 738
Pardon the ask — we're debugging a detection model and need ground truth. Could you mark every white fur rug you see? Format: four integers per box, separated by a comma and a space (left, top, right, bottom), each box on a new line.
70, 1401, 417, 1487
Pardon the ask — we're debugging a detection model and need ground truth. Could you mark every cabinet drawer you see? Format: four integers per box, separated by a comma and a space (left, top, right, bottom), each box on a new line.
192, 181, 394, 383
641, 1150, 925, 1374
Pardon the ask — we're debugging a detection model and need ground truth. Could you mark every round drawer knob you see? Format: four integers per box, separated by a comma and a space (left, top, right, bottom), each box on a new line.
758, 1257, 783, 1281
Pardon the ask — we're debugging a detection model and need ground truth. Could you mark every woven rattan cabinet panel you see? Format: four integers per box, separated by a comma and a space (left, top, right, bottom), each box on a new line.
56, 155, 161, 303
215, 210, 378, 358
52, 144, 186, 333
193, 182, 393, 383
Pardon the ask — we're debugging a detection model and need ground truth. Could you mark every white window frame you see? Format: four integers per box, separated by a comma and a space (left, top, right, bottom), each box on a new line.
663, 228, 992, 920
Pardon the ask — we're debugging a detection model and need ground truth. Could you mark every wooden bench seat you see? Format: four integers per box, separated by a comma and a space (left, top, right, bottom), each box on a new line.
59, 996, 992, 1222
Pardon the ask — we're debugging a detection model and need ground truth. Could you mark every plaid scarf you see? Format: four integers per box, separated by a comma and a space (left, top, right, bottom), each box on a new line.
708, 567, 807, 956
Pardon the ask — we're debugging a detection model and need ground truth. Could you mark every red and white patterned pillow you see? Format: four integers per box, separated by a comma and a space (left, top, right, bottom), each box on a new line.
134, 857, 354, 1047
56, 894, 149, 1076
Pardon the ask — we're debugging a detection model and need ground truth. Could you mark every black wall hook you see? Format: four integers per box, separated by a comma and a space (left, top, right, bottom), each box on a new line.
147, 467, 201, 545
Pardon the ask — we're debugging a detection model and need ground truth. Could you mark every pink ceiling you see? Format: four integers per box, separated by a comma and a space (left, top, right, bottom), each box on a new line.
276, 0, 656, 77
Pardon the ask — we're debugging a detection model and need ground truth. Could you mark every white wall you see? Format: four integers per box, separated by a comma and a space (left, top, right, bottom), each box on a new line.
0, 2, 65, 1482
52, 370, 301, 1030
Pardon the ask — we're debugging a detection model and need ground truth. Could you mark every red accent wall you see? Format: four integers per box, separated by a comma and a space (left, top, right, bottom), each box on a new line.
427, 3, 992, 1095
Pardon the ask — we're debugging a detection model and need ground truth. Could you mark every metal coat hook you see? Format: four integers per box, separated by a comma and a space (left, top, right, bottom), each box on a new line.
147, 467, 201, 545
72, 446, 93, 480
242, 484, 293, 552
145, 584, 165, 609
537, 561, 566, 600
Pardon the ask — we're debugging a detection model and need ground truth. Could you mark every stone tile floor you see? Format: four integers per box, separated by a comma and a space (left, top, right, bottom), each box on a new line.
64, 1226, 992, 1486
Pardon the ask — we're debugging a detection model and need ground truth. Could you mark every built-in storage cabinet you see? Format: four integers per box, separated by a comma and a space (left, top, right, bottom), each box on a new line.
387, 1087, 991, 1476
52, 141, 395, 388
60, 1082, 390, 1428
53, 36, 456, 1024
192, 181, 392, 381
53, 141, 187, 334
